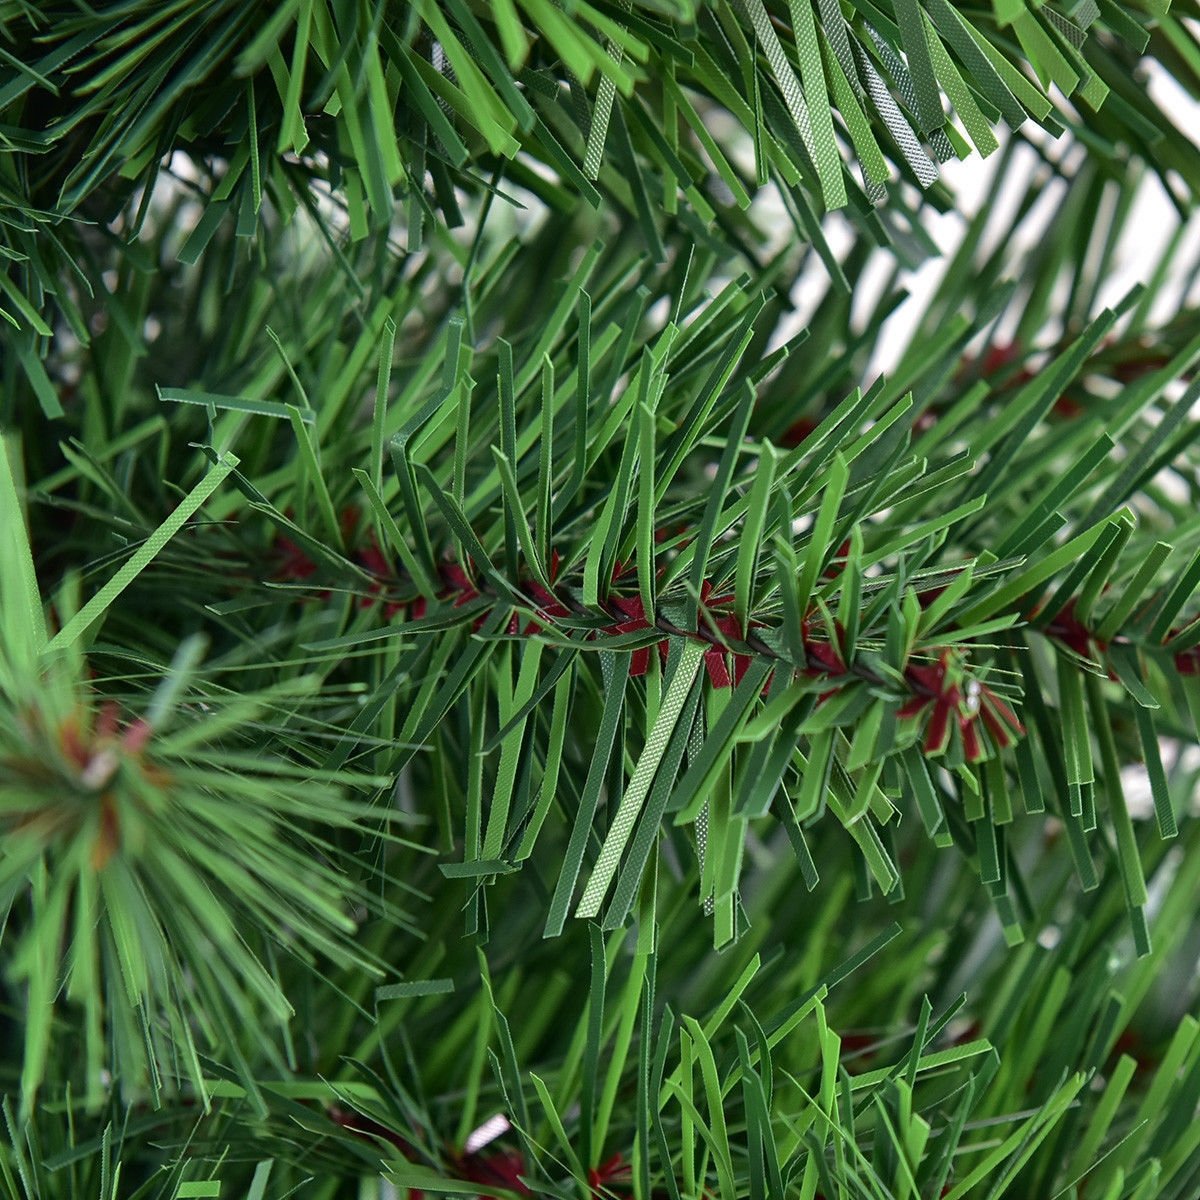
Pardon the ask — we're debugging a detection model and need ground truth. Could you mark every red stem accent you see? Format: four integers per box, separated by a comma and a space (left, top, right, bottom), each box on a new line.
270, 490, 1197, 765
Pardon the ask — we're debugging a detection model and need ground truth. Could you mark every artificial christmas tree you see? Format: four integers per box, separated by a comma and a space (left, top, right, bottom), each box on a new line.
4, 2, 1200, 1196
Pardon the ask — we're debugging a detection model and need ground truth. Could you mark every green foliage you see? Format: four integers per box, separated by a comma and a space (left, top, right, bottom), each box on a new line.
0, 586, 414, 1114
4, 0, 1200, 347
3, 0, 1200, 1197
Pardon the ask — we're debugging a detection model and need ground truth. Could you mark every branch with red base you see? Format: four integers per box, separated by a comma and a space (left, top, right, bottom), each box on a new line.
270, 515, 1027, 763
269, 502, 1198, 770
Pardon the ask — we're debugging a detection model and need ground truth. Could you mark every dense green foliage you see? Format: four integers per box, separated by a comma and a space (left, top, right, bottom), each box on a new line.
3, 2, 1200, 1197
